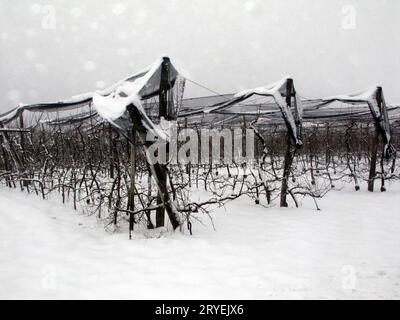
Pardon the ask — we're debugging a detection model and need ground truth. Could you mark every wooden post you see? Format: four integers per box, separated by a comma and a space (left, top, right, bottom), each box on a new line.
109, 124, 115, 179
280, 132, 294, 207
125, 108, 182, 229
146, 162, 154, 229
155, 57, 171, 228
135, 131, 180, 230
367, 88, 386, 193
0, 127, 12, 188
185, 117, 192, 187
280, 79, 295, 207
128, 129, 136, 239
368, 123, 379, 192
0, 125, 23, 173
380, 145, 386, 192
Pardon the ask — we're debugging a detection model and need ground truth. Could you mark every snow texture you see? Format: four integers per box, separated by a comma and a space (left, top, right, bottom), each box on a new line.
1, 183, 400, 299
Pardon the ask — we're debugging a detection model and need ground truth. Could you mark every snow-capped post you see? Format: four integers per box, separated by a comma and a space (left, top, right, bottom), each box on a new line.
280, 132, 293, 207
375, 88, 393, 192
204, 77, 303, 207
0, 122, 23, 175
155, 57, 171, 228
18, 113, 30, 188
108, 124, 115, 179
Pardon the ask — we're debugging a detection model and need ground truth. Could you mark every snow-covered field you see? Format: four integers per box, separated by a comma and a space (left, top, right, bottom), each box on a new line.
1, 183, 400, 300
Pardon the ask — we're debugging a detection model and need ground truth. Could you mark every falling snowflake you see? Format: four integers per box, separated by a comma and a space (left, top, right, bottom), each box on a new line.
117, 48, 129, 56
112, 3, 126, 16
35, 64, 48, 73
167, 0, 178, 12
90, 22, 99, 30
243, 1, 255, 12
135, 9, 147, 25
30, 3, 42, 14
71, 7, 82, 18
72, 36, 82, 44
25, 28, 36, 38
25, 49, 36, 61
8, 90, 21, 103
14, 65, 26, 75
96, 81, 106, 89
117, 31, 129, 40
250, 41, 261, 50
1, 32, 9, 41
84, 61, 96, 72
218, 41, 226, 48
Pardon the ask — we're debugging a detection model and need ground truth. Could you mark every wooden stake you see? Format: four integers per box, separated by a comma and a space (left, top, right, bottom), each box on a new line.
280, 132, 294, 207
128, 129, 136, 239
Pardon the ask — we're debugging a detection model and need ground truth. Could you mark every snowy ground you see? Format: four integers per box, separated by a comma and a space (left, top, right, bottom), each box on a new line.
1, 182, 400, 300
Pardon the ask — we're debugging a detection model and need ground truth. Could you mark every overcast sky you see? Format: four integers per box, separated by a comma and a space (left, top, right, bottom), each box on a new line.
0, 0, 399, 113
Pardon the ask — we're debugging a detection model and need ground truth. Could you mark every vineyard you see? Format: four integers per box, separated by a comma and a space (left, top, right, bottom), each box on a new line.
1, 56, 399, 238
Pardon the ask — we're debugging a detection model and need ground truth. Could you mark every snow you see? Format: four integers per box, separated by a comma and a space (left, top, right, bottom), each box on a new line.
92, 67, 157, 122
233, 77, 290, 99
92, 57, 172, 140
1, 57, 170, 140
205, 77, 291, 115
92, 57, 170, 140
1, 183, 400, 300
92, 93, 139, 123
272, 89, 302, 145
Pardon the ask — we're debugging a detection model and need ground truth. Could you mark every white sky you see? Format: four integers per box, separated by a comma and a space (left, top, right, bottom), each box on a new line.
0, 0, 399, 112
